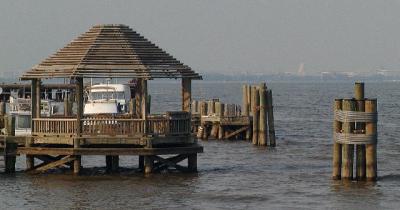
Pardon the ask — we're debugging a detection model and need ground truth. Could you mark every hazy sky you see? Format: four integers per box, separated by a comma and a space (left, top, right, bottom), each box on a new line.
1, 0, 400, 74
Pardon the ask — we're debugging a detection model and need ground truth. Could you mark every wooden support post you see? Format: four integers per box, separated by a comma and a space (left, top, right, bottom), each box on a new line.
218, 103, 225, 140
354, 82, 366, 180
106, 156, 119, 173
200, 101, 207, 116
192, 100, 198, 114
266, 90, 276, 147
332, 99, 342, 180
248, 85, 252, 116
210, 124, 218, 139
4, 116, 16, 173
139, 155, 144, 170
243, 84, 249, 116
35, 79, 41, 118
141, 80, 148, 119
188, 154, 197, 172
252, 87, 260, 145
258, 83, 267, 146
73, 138, 81, 175
144, 156, 153, 174
74, 77, 84, 175
64, 96, 71, 116
106, 155, 112, 172
341, 99, 355, 180
207, 101, 213, 115
147, 95, 151, 115
129, 99, 135, 116
26, 79, 40, 170
135, 79, 142, 118
182, 78, 192, 112
365, 99, 377, 181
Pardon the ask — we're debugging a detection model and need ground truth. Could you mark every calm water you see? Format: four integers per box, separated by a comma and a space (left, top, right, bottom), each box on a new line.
1, 81, 399, 210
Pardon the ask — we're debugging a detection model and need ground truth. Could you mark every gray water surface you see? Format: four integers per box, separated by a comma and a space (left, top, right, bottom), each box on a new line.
0, 81, 399, 210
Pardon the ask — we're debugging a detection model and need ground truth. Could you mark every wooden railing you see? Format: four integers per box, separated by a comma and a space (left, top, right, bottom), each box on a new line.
33, 118, 77, 136
32, 112, 191, 137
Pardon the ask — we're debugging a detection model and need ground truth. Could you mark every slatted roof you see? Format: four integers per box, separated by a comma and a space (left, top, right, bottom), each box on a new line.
21, 24, 202, 80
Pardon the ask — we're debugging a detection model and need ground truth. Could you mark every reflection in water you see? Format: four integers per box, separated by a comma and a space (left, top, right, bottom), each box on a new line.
0, 82, 400, 209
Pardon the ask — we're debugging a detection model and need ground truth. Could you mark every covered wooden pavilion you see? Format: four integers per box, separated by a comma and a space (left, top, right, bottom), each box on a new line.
18, 24, 203, 174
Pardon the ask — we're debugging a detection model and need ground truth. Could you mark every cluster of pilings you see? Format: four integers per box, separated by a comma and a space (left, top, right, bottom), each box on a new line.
193, 99, 244, 140
192, 83, 276, 147
242, 83, 276, 146
332, 82, 378, 181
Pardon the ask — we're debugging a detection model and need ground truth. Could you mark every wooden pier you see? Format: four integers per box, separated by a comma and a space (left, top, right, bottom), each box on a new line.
192, 83, 276, 147
1, 24, 204, 175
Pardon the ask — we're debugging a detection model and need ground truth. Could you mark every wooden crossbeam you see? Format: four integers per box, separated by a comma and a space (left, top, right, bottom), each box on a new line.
32, 155, 75, 173
152, 154, 189, 172
224, 126, 249, 139
35, 155, 73, 168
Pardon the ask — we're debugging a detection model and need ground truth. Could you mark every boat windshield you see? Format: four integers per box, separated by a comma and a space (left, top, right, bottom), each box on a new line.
91, 92, 125, 100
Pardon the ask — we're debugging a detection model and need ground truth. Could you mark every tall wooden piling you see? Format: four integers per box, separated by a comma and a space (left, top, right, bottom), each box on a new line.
258, 83, 267, 146
243, 85, 249, 116
74, 77, 84, 175
354, 82, 366, 180
332, 99, 342, 180
266, 90, 276, 147
365, 99, 377, 181
200, 101, 207, 116
5, 115, 16, 173
341, 99, 355, 180
252, 88, 260, 145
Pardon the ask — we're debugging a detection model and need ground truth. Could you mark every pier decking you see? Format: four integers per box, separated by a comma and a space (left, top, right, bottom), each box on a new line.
1, 24, 204, 175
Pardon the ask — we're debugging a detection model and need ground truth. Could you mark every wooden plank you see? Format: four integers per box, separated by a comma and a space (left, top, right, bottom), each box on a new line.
32, 156, 75, 173
224, 126, 249, 139
17, 145, 204, 156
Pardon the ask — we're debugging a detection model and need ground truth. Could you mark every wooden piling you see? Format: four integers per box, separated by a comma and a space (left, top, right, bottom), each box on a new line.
332, 99, 342, 180
129, 99, 135, 115
243, 85, 249, 116
73, 138, 81, 175
5, 115, 16, 173
341, 99, 355, 180
210, 123, 219, 139
266, 90, 276, 147
200, 101, 207, 116
139, 155, 144, 170
252, 88, 260, 145
365, 99, 377, 181
188, 154, 197, 172
354, 82, 366, 180
258, 83, 267, 146
248, 85, 252, 116
144, 156, 153, 174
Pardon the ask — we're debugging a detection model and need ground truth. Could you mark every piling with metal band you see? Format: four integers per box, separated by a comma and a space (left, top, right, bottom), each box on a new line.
341, 99, 355, 180
332, 99, 342, 180
332, 82, 378, 181
365, 99, 377, 181
354, 82, 366, 180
